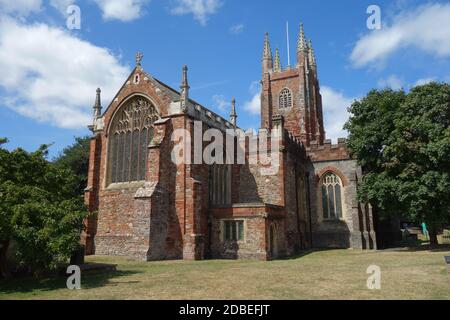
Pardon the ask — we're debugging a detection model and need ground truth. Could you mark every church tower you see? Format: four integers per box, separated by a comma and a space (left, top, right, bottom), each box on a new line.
260, 24, 325, 145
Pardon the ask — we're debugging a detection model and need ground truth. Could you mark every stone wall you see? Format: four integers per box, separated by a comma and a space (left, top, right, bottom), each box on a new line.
307, 157, 377, 249
209, 204, 286, 260
210, 216, 267, 260
236, 132, 283, 206
238, 161, 281, 205
282, 149, 311, 254
308, 159, 356, 248
267, 218, 286, 259
306, 139, 349, 162
94, 115, 184, 260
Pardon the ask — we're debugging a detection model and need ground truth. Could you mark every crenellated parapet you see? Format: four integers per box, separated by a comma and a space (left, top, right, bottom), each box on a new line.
306, 138, 350, 162
189, 103, 235, 131
284, 130, 305, 149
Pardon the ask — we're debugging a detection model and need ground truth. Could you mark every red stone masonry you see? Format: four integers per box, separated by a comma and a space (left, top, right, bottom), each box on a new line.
83, 28, 378, 260
306, 138, 350, 162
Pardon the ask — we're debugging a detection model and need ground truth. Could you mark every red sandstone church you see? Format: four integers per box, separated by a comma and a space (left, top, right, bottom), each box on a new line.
82, 25, 377, 261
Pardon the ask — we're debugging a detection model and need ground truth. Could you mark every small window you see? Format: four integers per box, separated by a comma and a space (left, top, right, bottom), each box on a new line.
224, 220, 244, 241
279, 88, 292, 109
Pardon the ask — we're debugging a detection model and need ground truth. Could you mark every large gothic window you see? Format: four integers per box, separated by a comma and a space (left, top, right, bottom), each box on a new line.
279, 88, 292, 109
108, 96, 159, 184
321, 172, 343, 219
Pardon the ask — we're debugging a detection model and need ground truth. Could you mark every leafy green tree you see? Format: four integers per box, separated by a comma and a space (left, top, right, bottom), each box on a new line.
0, 138, 12, 278
0, 140, 87, 277
345, 83, 450, 246
345, 89, 407, 217
53, 136, 91, 197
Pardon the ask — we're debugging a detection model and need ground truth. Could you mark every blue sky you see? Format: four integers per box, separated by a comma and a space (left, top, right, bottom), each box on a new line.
0, 0, 449, 158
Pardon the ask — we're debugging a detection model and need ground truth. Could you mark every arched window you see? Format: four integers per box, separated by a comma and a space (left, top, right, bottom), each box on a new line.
108, 96, 159, 184
279, 88, 292, 109
321, 172, 343, 219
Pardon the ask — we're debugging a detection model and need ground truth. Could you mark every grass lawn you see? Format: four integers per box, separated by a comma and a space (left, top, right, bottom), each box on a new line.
1, 249, 449, 300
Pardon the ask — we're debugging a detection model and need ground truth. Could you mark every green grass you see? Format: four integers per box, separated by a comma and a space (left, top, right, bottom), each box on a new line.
1, 249, 449, 300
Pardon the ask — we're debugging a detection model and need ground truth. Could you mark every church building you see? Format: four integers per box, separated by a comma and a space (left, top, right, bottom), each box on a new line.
83, 25, 377, 261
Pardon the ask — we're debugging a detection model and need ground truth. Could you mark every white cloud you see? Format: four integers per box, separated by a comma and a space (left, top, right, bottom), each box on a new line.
212, 94, 229, 112
171, 0, 222, 26
49, 0, 75, 14
240, 82, 354, 141
229, 23, 244, 34
414, 77, 436, 86
52, 0, 149, 20
351, 3, 450, 68
0, 16, 130, 129
243, 94, 260, 115
243, 81, 261, 115
0, 0, 42, 16
93, 0, 151, 22
321, 86, 355, 143
377, 75, 404, 90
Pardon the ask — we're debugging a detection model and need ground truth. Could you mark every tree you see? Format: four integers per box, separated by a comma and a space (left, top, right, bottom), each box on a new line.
345, 83, 450, 246
0, 140, 87, 277
0, 138, 12, 278
53, 136, 91, 197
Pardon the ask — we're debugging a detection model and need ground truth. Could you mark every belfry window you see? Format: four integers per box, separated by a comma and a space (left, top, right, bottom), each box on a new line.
108, 96, 159, 184
279, 88, 292, 109
321, 172, 343, 219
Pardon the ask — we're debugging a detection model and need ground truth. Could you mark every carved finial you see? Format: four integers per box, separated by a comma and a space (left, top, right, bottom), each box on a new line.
262, 33, 273, 73
273, 48, 281, 72
181, 65, 189, 89
263, 32, 272, 60
308, 40, 316, 66
136, 52, 143, 67
94, 87, 102, 115
230, 97, 237, 128
89, 88, 102, 133
297, 23, 307, 53
180, 65, 190, 112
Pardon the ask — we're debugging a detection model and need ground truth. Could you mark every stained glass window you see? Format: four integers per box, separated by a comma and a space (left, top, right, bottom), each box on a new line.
108, 96, 159, 184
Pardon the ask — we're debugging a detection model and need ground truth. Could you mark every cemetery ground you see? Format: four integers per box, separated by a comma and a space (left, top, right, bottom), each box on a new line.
0, 248, 449, 300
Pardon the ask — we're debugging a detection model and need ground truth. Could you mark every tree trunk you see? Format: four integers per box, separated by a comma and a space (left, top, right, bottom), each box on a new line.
429, 231, 439, 247
0, 240, 11, 279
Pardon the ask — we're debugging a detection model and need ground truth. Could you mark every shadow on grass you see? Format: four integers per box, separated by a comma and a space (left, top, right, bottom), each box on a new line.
382, 244, 450, 253
278, 249, 321, 261
0, 267, 142, 295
